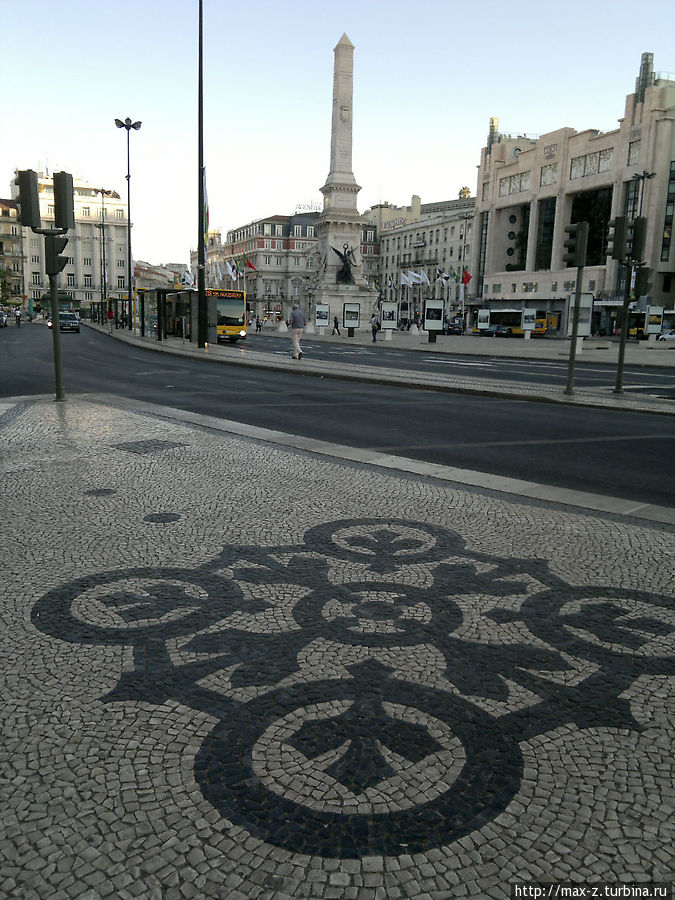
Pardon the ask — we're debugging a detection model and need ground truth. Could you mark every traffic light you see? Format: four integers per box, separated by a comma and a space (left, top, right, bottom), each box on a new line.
15, 169, 41, 229
563, 221, 588, 268
627, 216, 647, 263
53, 172, 74, 230
607, 217, 627, 261
634, 266, 652, 298
45, 234, 69, 276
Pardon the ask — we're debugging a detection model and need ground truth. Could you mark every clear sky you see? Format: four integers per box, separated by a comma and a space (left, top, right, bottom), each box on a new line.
2, 0, 673, 267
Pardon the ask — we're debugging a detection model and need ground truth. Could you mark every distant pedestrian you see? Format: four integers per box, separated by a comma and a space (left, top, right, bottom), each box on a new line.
289, 302, 306, 359
332, 315, 340, 335
255, 316, 262, 333
370, 313, 380, 342
15, 308, 21, 327
106, 307, 114, 335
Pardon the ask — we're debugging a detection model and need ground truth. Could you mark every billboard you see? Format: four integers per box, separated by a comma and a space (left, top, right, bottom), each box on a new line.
380, 301, 398, 330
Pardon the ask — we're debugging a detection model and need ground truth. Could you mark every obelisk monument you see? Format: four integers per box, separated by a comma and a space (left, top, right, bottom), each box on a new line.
316, 34, 374, 317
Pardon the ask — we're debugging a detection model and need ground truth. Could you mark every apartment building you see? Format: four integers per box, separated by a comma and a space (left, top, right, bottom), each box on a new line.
10, 171, 129, 310
0, 199, 24, 307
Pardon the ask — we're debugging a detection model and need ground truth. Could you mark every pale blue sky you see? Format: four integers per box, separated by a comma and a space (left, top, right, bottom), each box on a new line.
2, 0, 673, 265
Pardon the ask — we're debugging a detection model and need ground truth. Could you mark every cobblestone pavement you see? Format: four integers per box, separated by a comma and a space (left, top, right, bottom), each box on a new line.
1, 397, 673, 899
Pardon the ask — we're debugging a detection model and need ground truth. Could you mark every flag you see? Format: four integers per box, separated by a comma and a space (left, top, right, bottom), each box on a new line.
462, 269, 472, 285
407, 270, 422, 284
401, 272, 411, 287
202, 168, 209, 246
216, 260, 223, 282
421, 270, 431, 286
448, 266, 458, 282
225, 259, 234, 279
436, 267, 449, 284
245, 258, 257, 271
230, 259, 240, 280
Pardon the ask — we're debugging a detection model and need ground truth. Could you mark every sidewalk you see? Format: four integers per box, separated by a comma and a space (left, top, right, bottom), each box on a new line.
85, 321, 675, 416
1, 394, 673, 899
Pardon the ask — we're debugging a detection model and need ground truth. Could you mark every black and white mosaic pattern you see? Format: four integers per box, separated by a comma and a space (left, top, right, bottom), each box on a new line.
1, 398, 673, 898
32, 517, 674, 859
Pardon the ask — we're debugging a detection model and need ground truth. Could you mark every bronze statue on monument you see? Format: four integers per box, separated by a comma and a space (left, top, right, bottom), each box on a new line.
332, 243, 358, 285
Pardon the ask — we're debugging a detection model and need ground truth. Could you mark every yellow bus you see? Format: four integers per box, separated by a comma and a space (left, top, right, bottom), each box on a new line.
210, 289, 247, 343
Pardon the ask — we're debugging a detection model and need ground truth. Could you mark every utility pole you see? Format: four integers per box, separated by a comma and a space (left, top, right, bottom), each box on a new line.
563, 221, 589, 396
614, 216, 647, 394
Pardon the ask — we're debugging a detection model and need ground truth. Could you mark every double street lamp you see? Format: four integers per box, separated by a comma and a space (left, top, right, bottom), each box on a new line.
115, 116, 141, 331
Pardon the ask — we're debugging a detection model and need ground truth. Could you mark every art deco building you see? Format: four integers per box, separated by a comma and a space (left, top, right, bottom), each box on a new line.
471, 53, 675, 333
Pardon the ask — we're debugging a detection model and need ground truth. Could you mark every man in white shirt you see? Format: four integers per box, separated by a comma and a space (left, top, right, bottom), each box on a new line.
289, 303, 306, 359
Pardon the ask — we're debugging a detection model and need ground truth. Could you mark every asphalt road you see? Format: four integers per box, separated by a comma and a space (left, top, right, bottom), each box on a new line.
2, 323, 674, 508
246, 334, 675, 399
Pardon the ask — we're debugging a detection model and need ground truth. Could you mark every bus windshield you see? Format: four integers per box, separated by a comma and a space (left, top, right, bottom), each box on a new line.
217, 299, 245, 326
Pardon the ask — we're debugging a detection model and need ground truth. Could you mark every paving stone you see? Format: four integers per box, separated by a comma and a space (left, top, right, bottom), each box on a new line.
0, 396, 672, 899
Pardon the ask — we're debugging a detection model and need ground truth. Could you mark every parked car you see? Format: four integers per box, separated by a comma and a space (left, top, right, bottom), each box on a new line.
48, 312, 80, 333
494, 325, 513, 337
444, 324, 463, 335
657, 330, 675, 341
479, 325, 499, 336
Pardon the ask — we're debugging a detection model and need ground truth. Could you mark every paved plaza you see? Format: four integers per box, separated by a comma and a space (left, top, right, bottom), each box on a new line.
0, 394, 673, 899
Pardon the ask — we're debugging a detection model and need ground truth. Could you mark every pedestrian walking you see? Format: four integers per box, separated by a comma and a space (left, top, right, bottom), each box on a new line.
106, 307, 114, 335
370, 313, 380, 342
332, 315, 340, 336
15, 308, 21, 327
288, 302, 306, 359
255, 316, 262, 333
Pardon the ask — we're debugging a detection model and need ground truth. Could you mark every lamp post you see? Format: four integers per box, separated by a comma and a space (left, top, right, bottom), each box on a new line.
632, 170, 655, 217
94, 188, 113, 323
115, 116, 142, 332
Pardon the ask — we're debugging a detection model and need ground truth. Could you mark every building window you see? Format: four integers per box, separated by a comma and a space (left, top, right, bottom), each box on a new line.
67, 274, 75, 286
628, 140, 641, 165
47, 205, 55, 215
293, 257, 300, 266
511, 283, 517, 293
82, 207, 90, 217
492, 284, 501, 293
31, 255, 40, 263
84, 292, 93, 301
84, 275, 92, 287
264, 240, 271, 249
275, 225, 282, 236
115, 209, 124, 219
660, 160, 674, 263
293, 225, 301, 237
117, 276, 126, 288
117, 259, 125, 267
264, 255, 271, 265
367, 230, 374, 242
83, 257, 91, 266
276, 257, 282, 266
10, 225, 18, 235
31, 271, 41, 285
551, 281, 558, 292
264, 224, 271, 235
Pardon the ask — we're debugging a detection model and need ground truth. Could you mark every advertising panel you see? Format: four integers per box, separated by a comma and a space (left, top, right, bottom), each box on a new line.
566, 292, 593, 337
424, 299, 444, 331
343, 303, 360, 329
315, 304, 330, 328
477, 308, 490, 330
521, 309, 536, 331
380, 301, 398, 330
647, 306, 664, 335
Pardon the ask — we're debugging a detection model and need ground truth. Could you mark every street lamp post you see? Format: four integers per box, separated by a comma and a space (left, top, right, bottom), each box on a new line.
115, 117, 142, 332
632, 170, 655, 217
94, 188, 113, 323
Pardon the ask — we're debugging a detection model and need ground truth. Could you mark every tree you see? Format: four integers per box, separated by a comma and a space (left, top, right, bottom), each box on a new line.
0, 265, 13, 304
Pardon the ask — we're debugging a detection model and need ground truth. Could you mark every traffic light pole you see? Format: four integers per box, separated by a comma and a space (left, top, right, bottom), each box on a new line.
564, 265, 585, 396
613, 262, 634, 395
41, 229, 68, 402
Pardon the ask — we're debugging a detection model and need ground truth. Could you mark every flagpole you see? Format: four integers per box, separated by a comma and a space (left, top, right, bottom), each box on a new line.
196, 0, 207, 347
